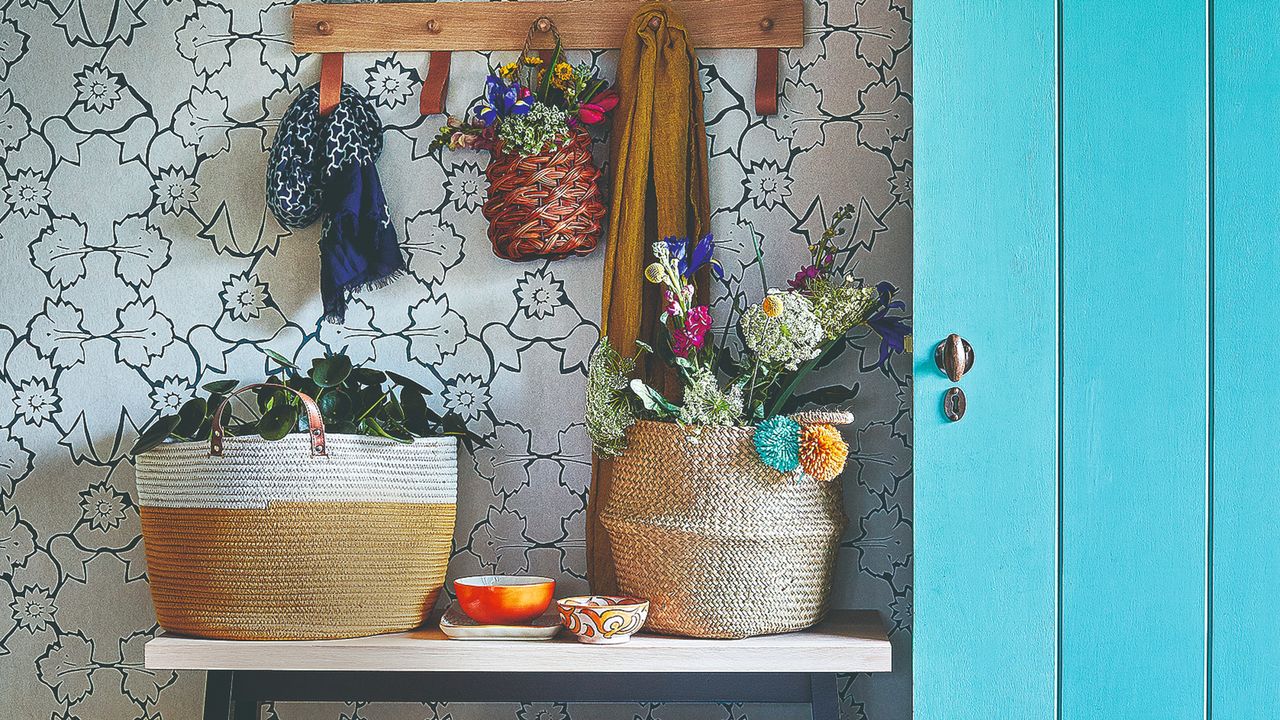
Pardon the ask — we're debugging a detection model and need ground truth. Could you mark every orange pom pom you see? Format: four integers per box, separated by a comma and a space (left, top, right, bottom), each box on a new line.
798, 423, 848, 482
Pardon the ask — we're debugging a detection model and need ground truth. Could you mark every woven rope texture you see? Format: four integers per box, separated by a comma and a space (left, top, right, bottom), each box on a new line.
601, 420, 846, 639
135, 435, 457, 640
482, 128, 605, 261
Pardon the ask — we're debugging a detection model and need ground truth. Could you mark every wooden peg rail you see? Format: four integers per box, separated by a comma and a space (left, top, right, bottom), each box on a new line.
292, 0, 801, 116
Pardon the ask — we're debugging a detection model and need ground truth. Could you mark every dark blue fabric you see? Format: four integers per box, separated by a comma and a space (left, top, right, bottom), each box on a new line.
265, 83, 403, 323
320, 163, 404, 323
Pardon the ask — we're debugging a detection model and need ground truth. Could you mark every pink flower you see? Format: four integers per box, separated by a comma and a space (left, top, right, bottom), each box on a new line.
449, 132, 477, 150
578, 89, 620, 125
662, 289, 682, 316
672, 305, 711, 358
788, 265, 820, 290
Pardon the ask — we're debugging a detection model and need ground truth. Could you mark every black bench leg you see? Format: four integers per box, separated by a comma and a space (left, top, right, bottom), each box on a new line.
810, 673, 839, 720
203, 671, 233, 720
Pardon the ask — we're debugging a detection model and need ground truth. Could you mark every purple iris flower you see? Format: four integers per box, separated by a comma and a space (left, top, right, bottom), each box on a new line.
663, 233, 724, 280
474, 75, 532, 126
865, 281, 912, 370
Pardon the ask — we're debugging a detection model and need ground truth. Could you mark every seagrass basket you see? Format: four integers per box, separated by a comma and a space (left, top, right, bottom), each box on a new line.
601, 415, 849, 639
134, 384, 457, 640
482, 126, 605, 261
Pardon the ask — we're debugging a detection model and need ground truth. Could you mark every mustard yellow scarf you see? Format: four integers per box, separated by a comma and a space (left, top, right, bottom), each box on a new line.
590, 0, 712, 592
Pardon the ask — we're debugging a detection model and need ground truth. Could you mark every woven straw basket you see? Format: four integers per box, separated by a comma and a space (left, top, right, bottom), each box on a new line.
482, 127, 605, 261
135, 384, 457, 641
601, 415, 849, 639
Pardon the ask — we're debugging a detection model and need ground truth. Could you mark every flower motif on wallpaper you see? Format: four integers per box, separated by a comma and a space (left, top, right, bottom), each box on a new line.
111, 216, 172, 288
891, 164, 913, 207
444, 161, 486, 213
514, 267, 566, 320
74, 64, 124, 113
13, 378, 61, 427
30, 218, 93, 290
1, 505, 35, 568
80, 482, 130, 532
443, 374, 491, 422
366, 59, 418, 109
466, 507, 531, 574
518, 703, 569, 720
149, 377, 194, 414
54, 0, 144, 48
743, 159, 793, 210
318, 300, 382, 365
849, 0, 911, 71
0, 16, 28, 82
0, 432, 33, 493
0, 90, 31, 160
172, 88, 233, 158
472, 422, 537, 498
28, 299, 90, 368
114, 299, 175, 369
402, 211, 465, 285
37, 633, 96, 705
854, 79, 911, 153
176, 4, 235, 77
220, 272, 270, 321
11, 585, 56, 634
152, 167, 199, 215
405, 297, 466, 366
4, 168, 49, 217
766, 78, 825, 151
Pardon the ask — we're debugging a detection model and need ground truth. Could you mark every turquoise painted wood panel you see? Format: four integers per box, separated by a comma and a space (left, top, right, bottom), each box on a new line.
914, 3, 1058, 718
1212, 2, 1280, 715
1061, 1, 1208, 717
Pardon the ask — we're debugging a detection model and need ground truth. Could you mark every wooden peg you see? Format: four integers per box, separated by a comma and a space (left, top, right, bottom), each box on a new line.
759, 18, 775, 32
316, 20, 333, 36
754, 48, 778, 116
535, 17, 552, 33
647, 17, 661, 30
425, 19, 440, 34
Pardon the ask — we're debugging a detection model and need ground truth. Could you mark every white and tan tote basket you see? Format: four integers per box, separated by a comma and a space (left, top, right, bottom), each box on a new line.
135, 383, 457, 640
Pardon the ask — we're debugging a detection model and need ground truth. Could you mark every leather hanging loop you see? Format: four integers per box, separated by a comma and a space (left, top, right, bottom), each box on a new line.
754, 48, 779, 116
319, 52, 344, 117
420, 51, 452, 116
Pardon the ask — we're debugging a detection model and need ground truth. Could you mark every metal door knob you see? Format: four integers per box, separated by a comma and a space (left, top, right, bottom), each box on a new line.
934, 333, 975, 382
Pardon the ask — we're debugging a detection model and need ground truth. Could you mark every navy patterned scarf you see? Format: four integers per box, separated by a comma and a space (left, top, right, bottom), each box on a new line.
267, 84, 404, 323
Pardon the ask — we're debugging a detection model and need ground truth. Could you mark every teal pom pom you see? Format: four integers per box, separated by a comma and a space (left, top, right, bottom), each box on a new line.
754, 416, 801, 472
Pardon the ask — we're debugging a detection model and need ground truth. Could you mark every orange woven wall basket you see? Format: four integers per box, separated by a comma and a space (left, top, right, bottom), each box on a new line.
482, 126, 606, 261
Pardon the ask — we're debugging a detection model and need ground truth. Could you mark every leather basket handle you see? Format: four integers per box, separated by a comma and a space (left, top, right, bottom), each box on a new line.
210, 383, 327, 457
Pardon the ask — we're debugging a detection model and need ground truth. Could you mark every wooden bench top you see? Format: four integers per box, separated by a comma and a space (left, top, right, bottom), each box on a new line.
145, 610, 891, 673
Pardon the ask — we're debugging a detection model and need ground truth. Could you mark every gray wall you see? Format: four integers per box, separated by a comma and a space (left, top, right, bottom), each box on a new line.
0, 1, 912, 718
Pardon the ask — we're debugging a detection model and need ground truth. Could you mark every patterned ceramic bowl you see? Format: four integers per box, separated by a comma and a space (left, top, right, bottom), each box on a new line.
556, 595, 649, 644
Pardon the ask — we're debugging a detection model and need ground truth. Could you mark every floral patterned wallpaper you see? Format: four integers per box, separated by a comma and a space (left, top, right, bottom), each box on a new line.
0, 0, 911, 719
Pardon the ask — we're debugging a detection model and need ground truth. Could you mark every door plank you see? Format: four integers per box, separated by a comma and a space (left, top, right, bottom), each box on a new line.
1061, 1, 1208, 717
1211, 2, 1280, 715
914, 3, 1058, 718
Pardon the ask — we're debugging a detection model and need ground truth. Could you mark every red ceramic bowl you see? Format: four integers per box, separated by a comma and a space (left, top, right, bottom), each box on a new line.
454, 575, 556, 625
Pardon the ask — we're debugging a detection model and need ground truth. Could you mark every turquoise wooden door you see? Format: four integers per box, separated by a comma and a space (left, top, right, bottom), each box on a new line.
915, 1, 1278, 717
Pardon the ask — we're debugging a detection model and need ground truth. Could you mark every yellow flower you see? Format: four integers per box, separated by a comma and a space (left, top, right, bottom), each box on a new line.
762, 295, 784, 317
644, 263, 667, 284
523, 55, 544, 65
497, 62, 519, 79
551, 62, 575, 89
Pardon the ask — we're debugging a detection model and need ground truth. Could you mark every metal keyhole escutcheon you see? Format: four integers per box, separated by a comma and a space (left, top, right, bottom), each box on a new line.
943, 387, 966, 421
935, 333, 975, 382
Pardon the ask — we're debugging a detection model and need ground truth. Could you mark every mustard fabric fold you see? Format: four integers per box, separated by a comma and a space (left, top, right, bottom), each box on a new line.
589, 0, 712, 593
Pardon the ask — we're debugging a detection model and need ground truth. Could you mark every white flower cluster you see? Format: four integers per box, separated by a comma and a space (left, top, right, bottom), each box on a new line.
739, 291, 825, 370
677, 367, 744, 426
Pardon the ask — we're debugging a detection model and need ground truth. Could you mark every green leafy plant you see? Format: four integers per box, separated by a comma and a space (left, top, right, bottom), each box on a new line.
131, 350, 477, 455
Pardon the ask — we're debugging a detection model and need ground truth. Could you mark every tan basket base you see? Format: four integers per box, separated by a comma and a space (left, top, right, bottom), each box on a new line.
142, 502, 455, 640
